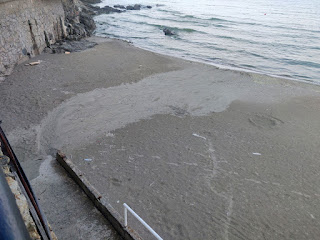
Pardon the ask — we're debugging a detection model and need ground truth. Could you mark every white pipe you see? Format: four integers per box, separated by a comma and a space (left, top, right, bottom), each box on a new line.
123, 203, 163, 240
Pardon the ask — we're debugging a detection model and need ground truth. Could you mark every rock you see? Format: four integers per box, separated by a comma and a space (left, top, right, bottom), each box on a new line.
81, 4, 98, 15
114, 4, 126, 9
163, 28, 176, 36
79, 11, 95, 35
126, 5, 134, 10
133, 4, 141, 10
66, 23, 87, 41
126, 4, 141, 10
98, 6, 123, 14
81, 0, 101, 3
146, 5, 152, 9
80, 4, 125, 16
0, 154, 10, 167
61, 0, 96, 40
50, 39, 97, 53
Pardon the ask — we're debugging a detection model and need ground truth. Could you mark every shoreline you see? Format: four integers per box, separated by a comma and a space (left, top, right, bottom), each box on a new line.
1, 37, 320, 239
94, 34, 320, 86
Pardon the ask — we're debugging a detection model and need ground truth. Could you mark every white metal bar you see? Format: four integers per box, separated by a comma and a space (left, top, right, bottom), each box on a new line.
124, 206, 128, 227
123, 203, 163, 240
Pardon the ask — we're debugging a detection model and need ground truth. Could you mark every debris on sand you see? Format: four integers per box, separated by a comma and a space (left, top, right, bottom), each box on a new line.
25, 61, 41, 66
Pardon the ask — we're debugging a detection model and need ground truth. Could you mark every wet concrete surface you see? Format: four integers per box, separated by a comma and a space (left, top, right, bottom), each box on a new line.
32, 155, 122, 240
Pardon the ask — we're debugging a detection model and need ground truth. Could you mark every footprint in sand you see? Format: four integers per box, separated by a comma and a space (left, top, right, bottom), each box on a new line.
249, 114, 284, 129
110, 177, 122, 187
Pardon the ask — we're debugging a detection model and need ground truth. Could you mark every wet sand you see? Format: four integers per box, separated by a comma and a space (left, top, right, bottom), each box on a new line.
0, 37, 183, 239
1, 37, 320, 239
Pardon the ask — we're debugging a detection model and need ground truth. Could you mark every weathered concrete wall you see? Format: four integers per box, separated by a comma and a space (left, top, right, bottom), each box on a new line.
0, 0, 66, 79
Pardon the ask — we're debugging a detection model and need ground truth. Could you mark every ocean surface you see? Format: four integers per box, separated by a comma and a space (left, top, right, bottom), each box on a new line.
94, 0, 320, 83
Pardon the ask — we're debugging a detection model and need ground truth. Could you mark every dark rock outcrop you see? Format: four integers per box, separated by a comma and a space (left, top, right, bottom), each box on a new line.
79, 12, 96, 33
46, 39, 97, 53
61, 0, 96, 40
79, 2, 151, 19
126, 4, 141, 10
134, 4, 141, 10
114, 4, 126, 9
82, 0, 101, 3
81, 4, 125, 15
98, 6, 123, 14
59, 1, 154, 41
126, 5, 134, 10
163, 28, 176, 36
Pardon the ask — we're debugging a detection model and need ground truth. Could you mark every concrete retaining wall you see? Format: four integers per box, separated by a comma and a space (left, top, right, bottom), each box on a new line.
56, 151, 143, 240
0, 0, 66, 78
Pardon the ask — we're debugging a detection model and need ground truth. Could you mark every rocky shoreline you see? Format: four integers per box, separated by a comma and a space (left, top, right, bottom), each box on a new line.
28, 1, 155, 54
0, 0, 161, 79
0, 0, 154, 79
62, 0, 154, 42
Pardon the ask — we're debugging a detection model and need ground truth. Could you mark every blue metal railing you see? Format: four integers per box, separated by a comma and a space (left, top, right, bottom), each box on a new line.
0, 168, 31, 240
0, 121, 52, 240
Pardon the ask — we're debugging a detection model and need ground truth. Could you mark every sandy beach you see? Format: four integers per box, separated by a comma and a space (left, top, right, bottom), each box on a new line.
1, 37, 320, 239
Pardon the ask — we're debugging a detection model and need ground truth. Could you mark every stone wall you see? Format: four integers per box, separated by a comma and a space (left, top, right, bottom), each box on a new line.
0, 0, 66, 79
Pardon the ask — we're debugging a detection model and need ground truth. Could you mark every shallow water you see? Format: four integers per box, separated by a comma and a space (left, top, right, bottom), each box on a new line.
95, 0, 320, 83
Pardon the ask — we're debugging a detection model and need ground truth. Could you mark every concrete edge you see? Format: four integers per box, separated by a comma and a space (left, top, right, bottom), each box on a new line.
56, 151, 142, 240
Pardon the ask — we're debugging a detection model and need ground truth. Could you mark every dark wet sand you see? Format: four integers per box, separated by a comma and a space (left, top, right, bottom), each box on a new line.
1, 37, 320, 239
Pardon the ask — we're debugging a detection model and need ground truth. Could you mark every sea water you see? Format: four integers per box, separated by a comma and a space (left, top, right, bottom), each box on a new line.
94, 0, 320, 83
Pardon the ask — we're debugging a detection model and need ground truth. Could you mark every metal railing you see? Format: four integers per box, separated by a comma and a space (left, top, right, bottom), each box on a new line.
123, 203, 163, 240
0, 168, 31, 240
0, 122, 52, 240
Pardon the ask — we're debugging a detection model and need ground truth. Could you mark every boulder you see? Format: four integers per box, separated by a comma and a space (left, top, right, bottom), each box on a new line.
163, 28, 176, 36
49, 39, 97, 53
80, 3, 125, 16
81, 0, 101, 4
126, 4, 141, 10
99, 6, 123, 14
114, 4, 126, 9
133, 4, 141, 10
